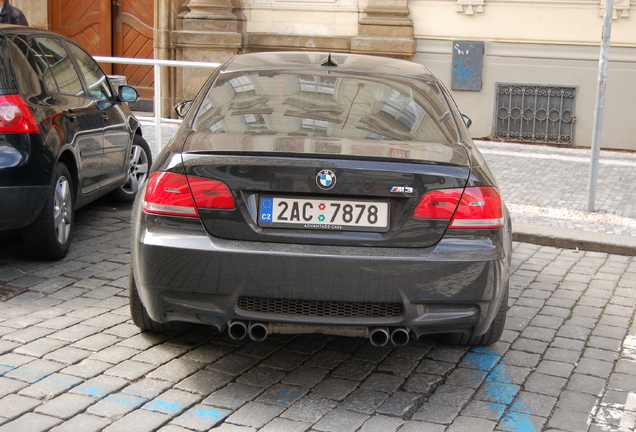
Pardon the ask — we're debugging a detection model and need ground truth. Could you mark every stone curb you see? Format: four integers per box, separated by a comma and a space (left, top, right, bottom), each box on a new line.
513, 222, 636, 256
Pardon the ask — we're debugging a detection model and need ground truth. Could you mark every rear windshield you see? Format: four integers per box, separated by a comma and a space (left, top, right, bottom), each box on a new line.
0, 36, 18, 94
190, 70, 460, 146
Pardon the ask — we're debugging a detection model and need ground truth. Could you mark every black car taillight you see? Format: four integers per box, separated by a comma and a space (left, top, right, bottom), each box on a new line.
0, 94, 40, 133
413, 186, 504, 229
143, 171, 236, 217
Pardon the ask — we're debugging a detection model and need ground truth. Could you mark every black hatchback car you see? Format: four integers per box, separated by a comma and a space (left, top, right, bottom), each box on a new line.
131, 52, 511, 346
0, 25, 151, 259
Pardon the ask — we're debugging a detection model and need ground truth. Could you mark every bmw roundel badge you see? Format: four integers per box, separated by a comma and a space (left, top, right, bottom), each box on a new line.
316, 169, 337, 190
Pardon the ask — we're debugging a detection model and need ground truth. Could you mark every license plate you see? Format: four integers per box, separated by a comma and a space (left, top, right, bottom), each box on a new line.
258, 197, 389, 232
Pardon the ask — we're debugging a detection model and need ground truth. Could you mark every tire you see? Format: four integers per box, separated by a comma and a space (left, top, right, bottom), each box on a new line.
110, 134, 152, 202
22, 163, 74, 260
445, 287, 509, 346
129, 270, 190, 333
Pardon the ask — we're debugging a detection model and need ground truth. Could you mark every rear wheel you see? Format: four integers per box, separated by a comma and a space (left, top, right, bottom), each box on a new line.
129, 270, 190, 333
110, 135, 152, 202
22, 163, 74, 260
445, 287, 509, 346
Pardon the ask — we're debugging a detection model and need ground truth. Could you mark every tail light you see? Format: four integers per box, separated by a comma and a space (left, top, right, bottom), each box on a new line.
0, 94, 40, 133
414, 187, 503, 229
143, 172, 236, 217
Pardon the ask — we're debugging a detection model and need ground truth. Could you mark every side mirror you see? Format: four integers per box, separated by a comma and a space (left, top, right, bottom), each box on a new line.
461, 114, 472, 129
119, 85, 139, 102
175, 100, 194, 118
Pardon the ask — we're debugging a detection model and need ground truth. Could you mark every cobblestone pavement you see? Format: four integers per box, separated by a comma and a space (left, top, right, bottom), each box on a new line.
475, 141, 636, 237
0, 201, 635, 431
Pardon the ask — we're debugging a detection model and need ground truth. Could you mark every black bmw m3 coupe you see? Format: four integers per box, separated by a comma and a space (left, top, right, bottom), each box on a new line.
130, 52, 512, 347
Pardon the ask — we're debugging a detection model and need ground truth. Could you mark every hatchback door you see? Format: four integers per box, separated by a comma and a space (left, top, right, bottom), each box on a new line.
63, 41, 132, 189
33, 36, 105, 195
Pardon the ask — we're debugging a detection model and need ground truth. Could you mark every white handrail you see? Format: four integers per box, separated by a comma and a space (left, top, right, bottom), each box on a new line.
94, 56, 221, 151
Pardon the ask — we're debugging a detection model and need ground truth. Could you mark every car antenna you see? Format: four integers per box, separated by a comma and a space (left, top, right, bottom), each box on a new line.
321, 53, 338, 67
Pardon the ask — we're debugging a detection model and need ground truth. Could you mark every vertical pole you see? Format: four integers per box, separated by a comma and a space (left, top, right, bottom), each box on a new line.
587, 0, 613, 211
154, 64, 162, 153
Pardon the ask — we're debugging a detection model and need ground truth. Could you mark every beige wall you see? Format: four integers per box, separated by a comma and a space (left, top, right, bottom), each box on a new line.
13, 0, 48, 28
409, 0, 635, 149
244, 0, 360, 36
410, 0, 635, 47
414, 41, 636, 150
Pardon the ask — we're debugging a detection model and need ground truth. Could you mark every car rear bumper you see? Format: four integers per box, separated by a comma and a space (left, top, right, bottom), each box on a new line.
132, 209, 511, 339
0, 186, 47, 231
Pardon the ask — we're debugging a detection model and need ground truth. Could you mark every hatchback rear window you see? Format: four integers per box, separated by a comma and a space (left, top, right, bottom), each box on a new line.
0, 36, 18, 94
191, 71, 460, 146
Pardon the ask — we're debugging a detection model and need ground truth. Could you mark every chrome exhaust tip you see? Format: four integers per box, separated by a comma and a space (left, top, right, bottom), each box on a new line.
369, 327, 389, 347
248, 322, 269, 342
390, 328, 410, 347
228, 321, 247, 340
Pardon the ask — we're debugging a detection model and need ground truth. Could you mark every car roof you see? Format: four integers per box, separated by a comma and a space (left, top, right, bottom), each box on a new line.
0, 25, 62, 37
221, 51, 439, 82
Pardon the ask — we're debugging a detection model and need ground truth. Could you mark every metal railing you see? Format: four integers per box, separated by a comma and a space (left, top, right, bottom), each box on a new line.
94, 56, 221, 150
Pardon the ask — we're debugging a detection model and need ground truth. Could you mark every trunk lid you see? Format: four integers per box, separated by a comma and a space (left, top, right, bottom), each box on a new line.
181, 133, 471, 248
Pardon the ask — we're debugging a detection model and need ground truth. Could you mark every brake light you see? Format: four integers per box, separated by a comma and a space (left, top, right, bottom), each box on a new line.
413, 188, 461, 219
413, 187, 503, 229
189, 176, 237, 209
0, 95, 40, 133
143, 172, 236, 217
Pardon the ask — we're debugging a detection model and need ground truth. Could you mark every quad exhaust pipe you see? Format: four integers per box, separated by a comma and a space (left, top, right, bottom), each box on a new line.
369, 327, 390, 347
248, 322, 269, 342
390, 327, 410, 347
227, 321, 410, 346
227, 320, 248, 340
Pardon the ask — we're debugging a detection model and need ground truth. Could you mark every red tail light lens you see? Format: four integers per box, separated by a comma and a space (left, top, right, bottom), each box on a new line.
413, 188, 462, 219
189, 176, 236, 210
143, 172, 236, 217
414, 187, 504, 229
0, 95, 40, 133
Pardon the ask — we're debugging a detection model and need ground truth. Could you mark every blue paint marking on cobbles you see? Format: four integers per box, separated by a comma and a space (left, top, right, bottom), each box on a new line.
475, 347, 540, 432
52, 376, 74, 387
0, 365, 15, 375
499, 410, 538, 432
463, 351, 501, 371
482, 380, 520, 405
144, 399, 184, 413
193, 407, 226, 420
76, 386, 103, 397
275, 388, 290, 405
105, 394, 145, 407
488, 364, 514, 383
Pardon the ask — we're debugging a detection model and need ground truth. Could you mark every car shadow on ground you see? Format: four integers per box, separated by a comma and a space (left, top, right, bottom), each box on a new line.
0, 197, 134, 261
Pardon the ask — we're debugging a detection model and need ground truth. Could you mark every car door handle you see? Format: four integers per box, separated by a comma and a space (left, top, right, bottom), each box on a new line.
101, 112, 109, 123
65, 109, 76, 122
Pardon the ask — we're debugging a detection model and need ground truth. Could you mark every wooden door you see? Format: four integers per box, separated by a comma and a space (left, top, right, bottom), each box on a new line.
113, 0, 154, 99
50, 0, 154, 97
50, 0, 113, 73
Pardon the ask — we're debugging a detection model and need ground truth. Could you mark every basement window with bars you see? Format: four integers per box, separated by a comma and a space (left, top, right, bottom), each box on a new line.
494, 83, 577, 144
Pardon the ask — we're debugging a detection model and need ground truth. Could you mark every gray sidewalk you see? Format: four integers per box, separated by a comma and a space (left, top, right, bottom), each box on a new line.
141, 120, 636, 254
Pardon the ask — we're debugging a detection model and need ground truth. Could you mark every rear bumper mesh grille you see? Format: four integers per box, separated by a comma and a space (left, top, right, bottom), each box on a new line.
238, 296, 403, 318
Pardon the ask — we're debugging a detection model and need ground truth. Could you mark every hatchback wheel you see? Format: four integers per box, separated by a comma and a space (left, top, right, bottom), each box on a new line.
23, 164, 74, 260
110, 135, 152, 202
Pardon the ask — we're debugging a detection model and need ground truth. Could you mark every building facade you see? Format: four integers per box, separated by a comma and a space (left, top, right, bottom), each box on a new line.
16, 0, 636, 150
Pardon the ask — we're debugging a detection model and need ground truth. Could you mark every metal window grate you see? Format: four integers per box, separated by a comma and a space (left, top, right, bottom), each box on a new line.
238, 296, 403, 318
494, 83, 576, 144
